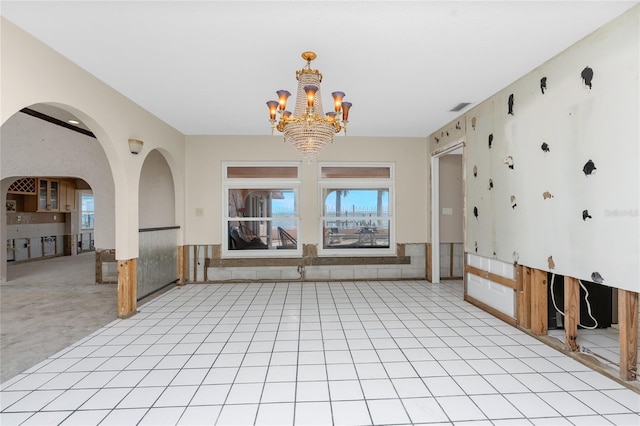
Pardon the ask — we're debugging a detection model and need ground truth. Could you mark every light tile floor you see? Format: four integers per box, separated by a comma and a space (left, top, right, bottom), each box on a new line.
1, 280, 639, 425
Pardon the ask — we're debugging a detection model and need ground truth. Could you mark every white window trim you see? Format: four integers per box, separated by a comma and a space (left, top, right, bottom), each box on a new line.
318, 162, 395, 257
222, 162, 302, 258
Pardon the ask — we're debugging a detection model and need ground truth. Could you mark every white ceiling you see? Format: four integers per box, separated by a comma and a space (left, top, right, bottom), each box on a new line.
2, 1, 637, 138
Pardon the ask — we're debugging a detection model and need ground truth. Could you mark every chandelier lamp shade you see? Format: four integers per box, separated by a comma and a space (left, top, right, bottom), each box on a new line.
266, 51, 352, 160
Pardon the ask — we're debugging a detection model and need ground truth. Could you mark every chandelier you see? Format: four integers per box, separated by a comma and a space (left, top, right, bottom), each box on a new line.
266, 51, 351, 161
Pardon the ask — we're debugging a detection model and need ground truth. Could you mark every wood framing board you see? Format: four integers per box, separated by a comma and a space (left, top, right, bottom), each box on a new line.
465, 264, 516, 289
619, 289, 638, 381
117, 258, 137, 318
426, 243, 432, 282
177, 245, 185, 285
564, 276, 580, 351
516, 265, 532, 329
530, 268, 548, 335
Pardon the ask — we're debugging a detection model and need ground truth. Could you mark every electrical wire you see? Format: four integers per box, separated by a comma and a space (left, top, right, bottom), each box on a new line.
549, 273, 599, 330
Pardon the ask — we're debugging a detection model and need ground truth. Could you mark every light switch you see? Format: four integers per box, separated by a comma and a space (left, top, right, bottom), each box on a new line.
442, 207, 453, 216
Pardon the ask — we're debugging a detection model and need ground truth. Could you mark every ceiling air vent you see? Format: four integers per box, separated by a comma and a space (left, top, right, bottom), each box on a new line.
450, 102, 471, 112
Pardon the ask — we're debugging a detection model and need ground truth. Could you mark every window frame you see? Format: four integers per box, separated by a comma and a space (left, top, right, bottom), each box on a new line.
318, 162, 395, 257
222, 162, 302, 258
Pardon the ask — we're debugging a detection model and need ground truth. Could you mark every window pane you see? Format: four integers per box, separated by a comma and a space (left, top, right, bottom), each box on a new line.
321, 166, 390, 179
323, 220, 390, 249
227, 166, 298, 179
229, 189, 296, 218
226, 187, 298, 252
227, 219, 297, 250
81, 193, 94, 229
323, 188, 389, 217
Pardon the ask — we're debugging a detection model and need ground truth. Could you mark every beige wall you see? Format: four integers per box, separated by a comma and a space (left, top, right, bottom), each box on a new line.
184, 135, 430, 247
1, 17, 186, 262
439, 154, 463, 243
139, 150, 176, 229
429, 5, 639, 292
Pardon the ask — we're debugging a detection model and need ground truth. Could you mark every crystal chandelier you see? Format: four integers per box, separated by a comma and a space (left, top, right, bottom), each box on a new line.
267, 51, 352, 161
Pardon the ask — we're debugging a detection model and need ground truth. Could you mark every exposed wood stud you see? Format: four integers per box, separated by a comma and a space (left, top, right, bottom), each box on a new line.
564, 276, 580, 351
117, 258, 137, 318
465, 264, 516, 289
203, 245, 209, 282
177, 245, 185, 285
192, 246, 197, 282
426, 243, 432, 282
516, 265, 532, 329
449, 243, 454, 278
619, 289, 638, 381
530, 268, 548, 335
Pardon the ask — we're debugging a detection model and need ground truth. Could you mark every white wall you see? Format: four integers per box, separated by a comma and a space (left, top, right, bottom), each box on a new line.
184, 135, 429, 248
430, 5, 639, 292
1, 17, 186, 261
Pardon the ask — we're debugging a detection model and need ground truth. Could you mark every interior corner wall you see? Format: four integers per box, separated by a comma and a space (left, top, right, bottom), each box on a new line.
184, 135, 429, 248
429, 5, 640, 293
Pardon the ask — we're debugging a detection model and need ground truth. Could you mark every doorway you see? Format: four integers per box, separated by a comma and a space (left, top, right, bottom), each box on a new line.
431, 140, 465, 284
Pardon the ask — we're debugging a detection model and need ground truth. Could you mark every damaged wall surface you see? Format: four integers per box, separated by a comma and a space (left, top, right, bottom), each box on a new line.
429, 5, 639, 293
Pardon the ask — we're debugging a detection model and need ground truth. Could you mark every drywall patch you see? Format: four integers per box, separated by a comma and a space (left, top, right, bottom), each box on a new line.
540, 77, 547, 94
583, 159, 596, 176
582, 210, 592, 221
581, 66, 594, 89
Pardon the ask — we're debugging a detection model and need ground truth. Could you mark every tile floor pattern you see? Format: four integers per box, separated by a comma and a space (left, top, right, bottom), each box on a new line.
1, 280, 639, 425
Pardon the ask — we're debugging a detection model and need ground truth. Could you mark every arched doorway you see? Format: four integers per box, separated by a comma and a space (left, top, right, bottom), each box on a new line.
137, 149, 178, 300
0, 104, 117, 381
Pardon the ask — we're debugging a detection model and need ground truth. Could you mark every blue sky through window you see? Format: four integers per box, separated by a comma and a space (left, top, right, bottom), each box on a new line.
325, 189, 388, 215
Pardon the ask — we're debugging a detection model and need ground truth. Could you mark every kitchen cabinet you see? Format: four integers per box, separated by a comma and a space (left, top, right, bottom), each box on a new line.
24, 178, 76, 212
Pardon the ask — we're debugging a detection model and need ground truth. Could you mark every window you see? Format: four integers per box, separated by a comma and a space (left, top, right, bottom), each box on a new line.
223, 163, 301, 257
319, 163, 394, 255
81, 193, 94, 229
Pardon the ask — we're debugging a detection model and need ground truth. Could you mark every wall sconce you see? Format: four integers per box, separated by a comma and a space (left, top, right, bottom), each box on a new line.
128, 138, 143, 154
